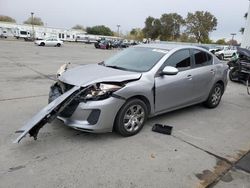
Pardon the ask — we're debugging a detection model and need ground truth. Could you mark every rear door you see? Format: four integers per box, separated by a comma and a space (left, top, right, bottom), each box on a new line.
190, 49, 215, 100
155, 49, 195, 112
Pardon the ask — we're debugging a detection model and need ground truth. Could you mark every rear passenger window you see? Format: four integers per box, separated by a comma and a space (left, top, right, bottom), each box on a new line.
165, 49, 191, 71
194, 50, 212, 66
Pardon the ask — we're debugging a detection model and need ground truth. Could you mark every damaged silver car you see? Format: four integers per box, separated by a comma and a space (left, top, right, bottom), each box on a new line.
15, 44, 228, 143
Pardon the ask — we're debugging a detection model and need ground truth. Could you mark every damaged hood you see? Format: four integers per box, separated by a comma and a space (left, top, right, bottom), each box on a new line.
59, 64, 142, 86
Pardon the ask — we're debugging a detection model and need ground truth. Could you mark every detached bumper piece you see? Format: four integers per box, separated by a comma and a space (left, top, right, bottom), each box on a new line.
14, 85, 91, 143
152, 124, 173, 135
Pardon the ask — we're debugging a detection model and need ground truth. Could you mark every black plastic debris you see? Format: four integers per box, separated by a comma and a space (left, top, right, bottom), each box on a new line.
152, 124, 173, 135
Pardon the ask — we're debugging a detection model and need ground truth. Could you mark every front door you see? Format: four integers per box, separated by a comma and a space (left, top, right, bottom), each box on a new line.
155, 49, 195, 112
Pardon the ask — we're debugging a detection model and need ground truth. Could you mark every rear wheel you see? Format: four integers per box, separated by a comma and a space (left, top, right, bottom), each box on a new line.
57, 43, 61, 47
40, 42, 45, 46
115, 99, 148, 136
204, 83, 224, 108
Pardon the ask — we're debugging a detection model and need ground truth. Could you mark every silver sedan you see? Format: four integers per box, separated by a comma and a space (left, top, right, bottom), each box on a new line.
15, 44, 228, 143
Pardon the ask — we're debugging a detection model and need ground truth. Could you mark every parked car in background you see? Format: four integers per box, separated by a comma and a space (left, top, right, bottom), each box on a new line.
94, 40, 112, 49
214, 46, 237, 60
15, 44, 228, 143
35, 38, 63, 47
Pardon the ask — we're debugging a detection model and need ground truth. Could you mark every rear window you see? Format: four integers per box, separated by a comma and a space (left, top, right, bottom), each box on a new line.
194, 50, 212, 66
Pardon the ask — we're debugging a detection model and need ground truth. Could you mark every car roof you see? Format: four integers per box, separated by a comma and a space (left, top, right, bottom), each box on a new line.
135, 43, 206, 51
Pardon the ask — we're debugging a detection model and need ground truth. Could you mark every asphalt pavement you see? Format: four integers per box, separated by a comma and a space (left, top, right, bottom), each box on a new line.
0, 40, 249, 188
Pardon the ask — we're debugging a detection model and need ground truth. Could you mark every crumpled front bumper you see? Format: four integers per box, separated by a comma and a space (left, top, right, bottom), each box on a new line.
58, 96, 125, 133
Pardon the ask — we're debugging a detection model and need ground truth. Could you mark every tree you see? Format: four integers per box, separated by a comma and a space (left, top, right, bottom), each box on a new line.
160, 13, 184, 41
0, 15, 16, 23
129, 28, 144, 40
86, 25, 113, 36
72, 24, 85, 30
142, 16, 161, 39
215, 38, 227, 45
185, 11, 217, 43
178, 33, 196, 43
227, 39, 238, 46
23, 16, 44, 26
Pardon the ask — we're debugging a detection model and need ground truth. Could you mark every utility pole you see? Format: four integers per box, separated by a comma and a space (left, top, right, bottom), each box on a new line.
31, 12, 35, 40
230, 33, 236, 46
117, 24, 121, 38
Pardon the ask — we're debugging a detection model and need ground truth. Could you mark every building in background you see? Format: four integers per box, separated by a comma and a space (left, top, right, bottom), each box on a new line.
0, 22, 120, 42
241, 1, 250, 49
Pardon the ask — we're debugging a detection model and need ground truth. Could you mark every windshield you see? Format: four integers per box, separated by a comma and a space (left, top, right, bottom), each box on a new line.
104, 47, 168, 72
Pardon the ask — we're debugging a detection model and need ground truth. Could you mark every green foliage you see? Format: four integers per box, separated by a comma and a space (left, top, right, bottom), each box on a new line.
0, 15, 16, 23
178, 33, 196, 43
185, 11, 217, 43
142, 11, 216, 43
86, 25, 113, 36
160, 13, 184, 41
215, 38, 227, 45
142, 16, 161, 39
23, 16, 44, 26
72, 25, 85, 30
129, 28, 144, 40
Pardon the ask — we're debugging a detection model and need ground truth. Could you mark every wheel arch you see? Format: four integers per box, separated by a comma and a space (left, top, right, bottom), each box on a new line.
213, 80, 225, 95
113, 95, 151, 134
125, 95, 151, 115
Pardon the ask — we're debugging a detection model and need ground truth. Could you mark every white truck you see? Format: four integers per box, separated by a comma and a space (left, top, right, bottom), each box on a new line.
214, 46, 237, 60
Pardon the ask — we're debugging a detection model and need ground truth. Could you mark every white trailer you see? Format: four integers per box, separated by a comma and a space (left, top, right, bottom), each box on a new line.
0, 27, 8, 38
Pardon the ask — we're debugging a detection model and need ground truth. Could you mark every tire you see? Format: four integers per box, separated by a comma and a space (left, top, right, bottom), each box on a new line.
114, 99, 148, 136
40, 42, 45, 46
57, 43, 61, 47
204, 83, 224, 108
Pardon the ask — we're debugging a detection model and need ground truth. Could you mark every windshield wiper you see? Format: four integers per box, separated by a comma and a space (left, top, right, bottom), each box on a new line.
105, 65, 129, 71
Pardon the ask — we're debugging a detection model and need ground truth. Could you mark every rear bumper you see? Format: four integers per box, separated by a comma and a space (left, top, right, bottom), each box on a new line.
58, 96, 125, 133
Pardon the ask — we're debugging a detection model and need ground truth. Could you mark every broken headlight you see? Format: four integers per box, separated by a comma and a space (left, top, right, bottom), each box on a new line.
85, 83, 122, 100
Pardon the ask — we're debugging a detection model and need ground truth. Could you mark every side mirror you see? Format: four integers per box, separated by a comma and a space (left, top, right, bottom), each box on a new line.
160, 66, 179, 76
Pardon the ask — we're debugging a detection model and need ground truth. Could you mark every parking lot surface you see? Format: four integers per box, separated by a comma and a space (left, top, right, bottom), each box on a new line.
0, 40, 250, 188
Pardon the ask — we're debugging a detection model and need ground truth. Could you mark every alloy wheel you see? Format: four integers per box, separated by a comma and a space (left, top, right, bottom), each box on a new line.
211, 86, 222, 106
123, 105, 145, 133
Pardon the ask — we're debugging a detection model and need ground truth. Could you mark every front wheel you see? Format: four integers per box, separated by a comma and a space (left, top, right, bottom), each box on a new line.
57, 43, 61, 47
204, 83, 224, 108
114, 99, 148, 136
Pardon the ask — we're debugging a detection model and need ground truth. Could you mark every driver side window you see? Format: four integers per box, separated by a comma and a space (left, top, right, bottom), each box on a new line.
164, 49, 191, 71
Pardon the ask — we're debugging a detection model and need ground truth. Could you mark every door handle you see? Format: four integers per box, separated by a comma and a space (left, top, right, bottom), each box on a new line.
187, 75, 192, 80
210, 69, 215, 74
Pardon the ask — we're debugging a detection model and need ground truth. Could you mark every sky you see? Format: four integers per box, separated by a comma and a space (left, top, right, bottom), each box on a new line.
0, 0, 249, 42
